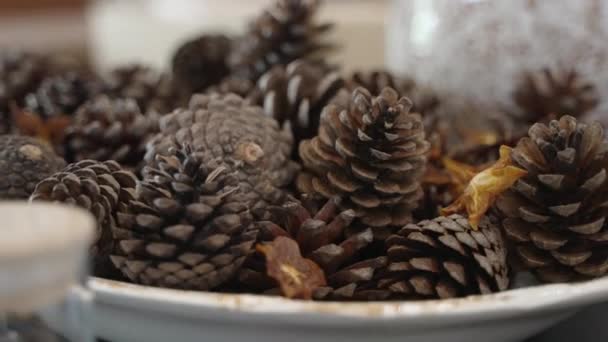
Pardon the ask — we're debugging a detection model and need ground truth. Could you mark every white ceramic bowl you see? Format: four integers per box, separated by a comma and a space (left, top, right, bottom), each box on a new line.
91, 276, 608, 342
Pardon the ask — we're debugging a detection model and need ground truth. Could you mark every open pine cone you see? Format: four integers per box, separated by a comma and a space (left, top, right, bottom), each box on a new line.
111, 145, 259, 290
25, 71, 97, 119
298, 87, 430, 233
513, 68, 598, 124
384, 214, 509, 299
30, 160, 138, 272
0, 51, 46, 133
495, 115, 608, 283
228, 0, 332, 81
66, 96, 159, 168
243, 197, 388, 300
248, 60, 344, 154
102, 65, 178, 114
146, 93, 298, 190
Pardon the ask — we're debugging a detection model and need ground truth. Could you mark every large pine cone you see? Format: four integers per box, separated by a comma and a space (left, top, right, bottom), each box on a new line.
384, 214, 509, 299
102, 65, 178, 114
146, 93, 298, 189
172, 34, 232, 96
228, 0, 332, 81
298, 87, 430, 232
66, 96, 159, 168
30, 160, 138, 270
0, 51, 46, 133
495, 115, 608, 282
248, 60, 344, 155
513, 68, 598, 124
111, 145, 259, 290
242, 197, 388, 300
0, 135, 65, 199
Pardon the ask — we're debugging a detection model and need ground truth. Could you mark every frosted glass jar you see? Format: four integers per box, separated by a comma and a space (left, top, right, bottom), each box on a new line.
87, 0, 389, 72
0, 203, 95, 342
387, 0, 608, 115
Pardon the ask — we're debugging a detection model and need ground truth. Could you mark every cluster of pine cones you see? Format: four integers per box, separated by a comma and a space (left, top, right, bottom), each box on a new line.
1, 0, 606, 301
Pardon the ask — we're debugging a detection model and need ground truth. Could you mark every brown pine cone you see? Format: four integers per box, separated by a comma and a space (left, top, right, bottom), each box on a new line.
24, 71, 98, 119
66, 96, 159, 168
240, 197, 388, 300
248, 60, 344, 155
0, 51, 46, 133
495, 115, 608, 283
384, 214, 509, 299
172, 34, 232, 96
111, 145, 259, 290
228, 0, 333, 81
146, 93, 298, 190
102, 65, 178, 114
298, 87, 430, 233
30, 160, 138, 272
513, 68, 598, 124
343, 70, 440, 118
0, 135, 65, 199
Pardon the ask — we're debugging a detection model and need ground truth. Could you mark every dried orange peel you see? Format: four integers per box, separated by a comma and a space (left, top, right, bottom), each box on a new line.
257, 236, 326, 299
441, 145, 527, 229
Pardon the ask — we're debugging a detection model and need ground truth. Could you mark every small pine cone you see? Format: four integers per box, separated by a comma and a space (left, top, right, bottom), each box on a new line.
241, 197, 389, 300
25, 71, 97, 119
384, 214, 509, 299
102, 65, 178, 114
298, 87, 430, 232
66, 96, 159, 168
513, 68, 598, 124
0, 135, 65, 199
146, 93, 298, 189
495, 115, 608, 283
228, 0, 332, 81
248, 60, 344, 154
172, 34, 232, 95
343, 70, 440, 118
111, 145, 259, 290
0, 51, 46, 133
30, 160, 138, 269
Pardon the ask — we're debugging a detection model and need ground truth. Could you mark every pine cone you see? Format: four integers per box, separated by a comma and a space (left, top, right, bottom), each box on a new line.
111, 145, 259, 290
228, 0, 332, 81
66, 96, 159, 168
384, 214, 509, 299
25, 71, 96, 119
0, 51, 46, 133
30, 160, 138, 271
172, 34, 232, 96
240, 197, 388, 300
298, 87, 430, 232
102, 65, 178, 114
495, 115, 608, 283
248, 60, 344, 155
343, 70, 440, 118
513, 68, 598, 124
0, 135, 65, 199
146, 93, 298, 189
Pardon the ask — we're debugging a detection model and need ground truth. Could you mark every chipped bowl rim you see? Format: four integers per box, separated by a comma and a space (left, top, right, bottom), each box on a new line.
90, 276, 608, 323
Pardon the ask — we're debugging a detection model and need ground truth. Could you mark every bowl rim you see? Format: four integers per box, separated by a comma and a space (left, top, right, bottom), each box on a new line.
90, 276, 608, 322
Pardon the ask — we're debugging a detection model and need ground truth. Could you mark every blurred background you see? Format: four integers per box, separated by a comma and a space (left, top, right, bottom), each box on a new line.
0, 0, 389, 72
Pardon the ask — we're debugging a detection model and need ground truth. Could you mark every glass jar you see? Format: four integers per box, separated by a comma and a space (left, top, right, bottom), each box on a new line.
387, 0, 608, 116
0, 202, 95, 342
